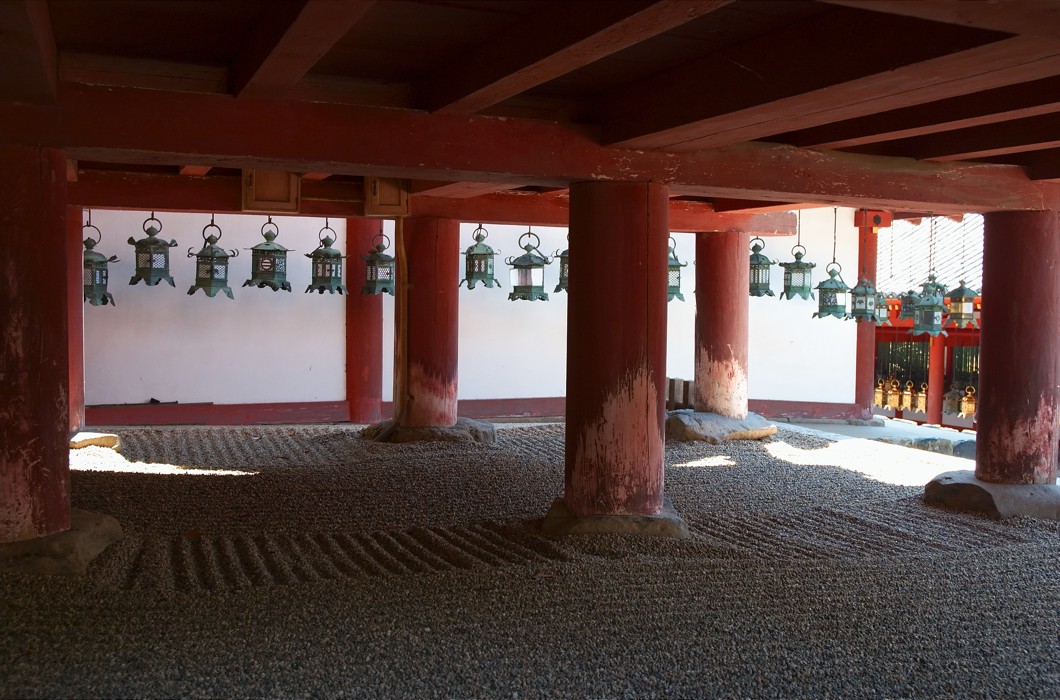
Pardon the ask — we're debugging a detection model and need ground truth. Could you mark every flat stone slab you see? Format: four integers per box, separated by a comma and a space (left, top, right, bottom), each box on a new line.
70, 431, 121, 451
924, 470, 1060, 520
361, 417, 496, 444
541, 498, 689, 539
0, 510, 123, 575
666, 410, 777, 444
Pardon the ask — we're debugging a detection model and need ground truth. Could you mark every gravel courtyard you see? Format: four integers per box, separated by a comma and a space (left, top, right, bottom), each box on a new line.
2, 423, 1057, 698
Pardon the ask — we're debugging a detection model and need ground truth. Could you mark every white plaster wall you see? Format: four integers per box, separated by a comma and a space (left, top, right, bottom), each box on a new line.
83, 210, 347, 405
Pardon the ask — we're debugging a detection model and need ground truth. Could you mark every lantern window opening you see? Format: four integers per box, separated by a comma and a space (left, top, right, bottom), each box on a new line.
780, 209, 815, 301
506, 230, 551, 301
668, 236, 687, 302
461, 223, 502, 291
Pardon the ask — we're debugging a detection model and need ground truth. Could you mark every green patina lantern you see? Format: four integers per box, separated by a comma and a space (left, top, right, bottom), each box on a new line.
812, 262, 850, 319
187, 215, 238, 299
362, 232, 395, 296
306, 219, 347, 295
749, 237, 775, 297
779, 244, 815, 300
82, 211, 119, 306
243, 216, 291, 292
898, 290, 919, 320
945, 280, 979, 328
506, 230, 551, 301
910, 273, 947, 337
128, 212, 177, 287
668, 236, 687, 302
849, 277, 878, 323
943, 384, 964, 415
553, 237, 569, 293
459, 224, 500, 290
874, 292, 891, 325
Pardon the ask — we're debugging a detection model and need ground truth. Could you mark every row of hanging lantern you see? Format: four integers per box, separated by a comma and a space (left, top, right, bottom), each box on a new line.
83, 211, 391, 305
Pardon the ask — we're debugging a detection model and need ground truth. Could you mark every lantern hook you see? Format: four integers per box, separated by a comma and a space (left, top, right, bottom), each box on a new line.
471, 224, 489, 242
372, 232, 391, 252
82, 210, 102, 245
142, 212, 163, 235
202, 214, 222, 242
261, 215, 279, 239
790, 243, 807, 258
825, 261, 842, 276
518, 231, 541, 250
319, 218, 336, 243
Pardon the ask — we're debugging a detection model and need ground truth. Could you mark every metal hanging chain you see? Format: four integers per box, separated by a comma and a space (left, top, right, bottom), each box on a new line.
928, 214, 936, 276
796, 209, 801, 247
831, 207, 838, 263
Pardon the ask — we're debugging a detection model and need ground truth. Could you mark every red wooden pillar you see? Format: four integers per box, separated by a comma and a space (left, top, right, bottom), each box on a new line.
976, 210, 1059, 485
565, 181, 668, 517
68, 205, 85, 434
854, 222, 878, 419
345, 218, 383, 423
400, 217, 459, 427
694, 230, 749, 419
926, 335, 946, 425
0, 145, 71, 542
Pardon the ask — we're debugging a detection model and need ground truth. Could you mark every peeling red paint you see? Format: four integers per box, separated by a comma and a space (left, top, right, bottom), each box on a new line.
695, 349, 748, 419
404, 362, 458, 427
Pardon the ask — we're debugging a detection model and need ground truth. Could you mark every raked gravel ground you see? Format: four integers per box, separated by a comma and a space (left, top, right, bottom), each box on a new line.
2, 423, 1058, 699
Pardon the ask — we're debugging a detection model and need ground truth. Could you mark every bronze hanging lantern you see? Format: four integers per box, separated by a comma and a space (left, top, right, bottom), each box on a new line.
899, 380, 915, 412
874, 292, 891, 325
849, 277, 878, 323
459, 224, 500, 290
243, 216, 291, 292
505, 230, 551, 301
874, 379, 886, 408
306, 219, 347, 295
128, 212, 176, 287
913, 382, 929, 414
959, 386, 977, 418
910, 273, 947, 337
945, 280, 979, 328
886, 379, 901, 411
943, 384, 964, 415
187, 214, 238, 299
780, 244, 815, 301
553, 237, 569, 293
668, 236, 687, 302
749, 237, 775, 297
362, 232, 396, 296
898, 290, 919, 320
82, 211, 119, 306
813, 263, 850, 319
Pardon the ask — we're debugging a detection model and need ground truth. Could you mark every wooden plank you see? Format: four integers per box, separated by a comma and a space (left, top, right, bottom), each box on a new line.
409, 180, 522, 199
60, 53, 229, 94
231, 0, 376, 98
823, 0, 1060, 40
979, 147, 1060, 182
301, 172, 331, 181
0, 0, 58, 103
8, 83, 1059, 212
179, 165, 212, 176
420, 0, 731, 114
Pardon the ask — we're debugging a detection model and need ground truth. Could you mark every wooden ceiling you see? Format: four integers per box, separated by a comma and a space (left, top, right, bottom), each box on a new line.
3, 0, 1060, 215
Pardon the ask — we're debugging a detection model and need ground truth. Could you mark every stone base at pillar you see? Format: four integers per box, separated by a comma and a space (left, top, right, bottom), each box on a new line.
541, 498, 689, 538
665, 410, 777, 444
925, 470, 1060, 520
361, 417, 496, 444
0, 510, 123, 575
70, 431, 122, 451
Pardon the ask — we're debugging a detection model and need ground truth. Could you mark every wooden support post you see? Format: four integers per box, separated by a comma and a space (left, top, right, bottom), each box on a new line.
927, 335, 946, 425
345, 218, 383, 423
854, 222, 879, 419
564, 181, 668, 517
976, 210, 1059, 485
694, 230, 749, 419
400, 217, 460, 427
68, 206, 85, 434
0, 145, 71, 542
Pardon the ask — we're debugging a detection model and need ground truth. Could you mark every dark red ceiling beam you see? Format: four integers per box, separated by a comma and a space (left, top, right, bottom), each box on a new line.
60, 53, 229, 95
231, 0, 376, 99
5, 83, 1057, 212
410, 180, 522, 199
979, 148, 1060, 183
775, 75, 1060, 150
600, 8, 1060, 151
179, 165, 212, 176
0, 0, 57, 103
823, 0, 1060, 40
419, 0, 731, 114
847, 113, 1060, 162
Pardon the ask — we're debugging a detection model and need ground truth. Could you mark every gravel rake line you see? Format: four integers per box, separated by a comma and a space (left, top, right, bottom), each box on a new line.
330, 533, 391, 577
405, 528, 480, 569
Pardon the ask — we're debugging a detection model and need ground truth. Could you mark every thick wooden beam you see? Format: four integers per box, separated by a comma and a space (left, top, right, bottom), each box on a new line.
980, 147, 1060, 183
0, 0, 57, 103
419, 0, 730, 114
179, 165, 212, 176
6, 83, 1058, 212
777, 75, 1060, 150
231, 0, 375, 98
410, 180, 522, 199
823, 0, 1060, 40
301, 172, 331, 181
60, 53, 229, 95
848, 113, 1060, 162
601, 8, 1060, 151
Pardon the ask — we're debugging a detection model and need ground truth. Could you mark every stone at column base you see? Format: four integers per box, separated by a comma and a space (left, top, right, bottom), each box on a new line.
0, 510, 123, 575
541, 497, 689, 538
665, 409, 777, 444
360, 417, 496, 444
70, 431, 121, 451
924, 470, 1060, 520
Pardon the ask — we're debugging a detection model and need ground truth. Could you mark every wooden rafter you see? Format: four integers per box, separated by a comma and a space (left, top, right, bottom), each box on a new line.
0, 0, 58, 103
231, 0, 376, 99
823, 0, 1060, 40
978, 147, 1060, 183
419, 0, 731, 114
410, 181, 522, 199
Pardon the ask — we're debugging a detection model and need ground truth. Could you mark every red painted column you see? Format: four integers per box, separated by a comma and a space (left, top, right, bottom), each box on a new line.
0, 145, 71, 542
68, 205, 85, 434
565, 181, 668, 516
400, 217, 460, 427
345, 218, 383, 423
694, 230, 749, 419
976, 210, 1059, 485
926, 335, 946, 425
854, 224, 878, 419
